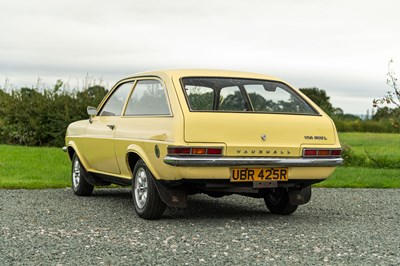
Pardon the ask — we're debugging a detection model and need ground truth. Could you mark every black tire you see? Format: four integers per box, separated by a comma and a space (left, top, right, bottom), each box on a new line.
71, 153, 94, 196
132, 160, 166, 219
264, 188, 298, 215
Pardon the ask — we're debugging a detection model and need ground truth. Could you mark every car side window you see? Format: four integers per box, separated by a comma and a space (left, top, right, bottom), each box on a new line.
125, 80, 170, 116
100, 82, 133, 116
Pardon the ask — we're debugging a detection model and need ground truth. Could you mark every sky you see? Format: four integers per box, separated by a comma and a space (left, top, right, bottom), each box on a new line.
1, 0, 399, 115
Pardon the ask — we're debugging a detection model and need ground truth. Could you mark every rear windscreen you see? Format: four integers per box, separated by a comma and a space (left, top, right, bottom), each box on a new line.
181, 77, 318, 115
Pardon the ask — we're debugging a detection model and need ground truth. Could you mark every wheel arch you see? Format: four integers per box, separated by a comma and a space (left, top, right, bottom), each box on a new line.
127, 151, 141, 176
127, 148, 187, 209
65, 141, 91, 172
126, 144, 161, 180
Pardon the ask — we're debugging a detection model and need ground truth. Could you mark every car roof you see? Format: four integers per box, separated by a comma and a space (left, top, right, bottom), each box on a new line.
127, 69, 284, 82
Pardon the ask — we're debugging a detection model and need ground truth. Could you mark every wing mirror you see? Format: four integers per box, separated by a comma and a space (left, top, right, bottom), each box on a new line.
87, 106, 97, 116
87, 106, 97, 123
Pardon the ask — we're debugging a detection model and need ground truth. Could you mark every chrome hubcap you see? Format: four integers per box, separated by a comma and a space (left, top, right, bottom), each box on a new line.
134, 167, 148, 209
72, 158, 81, 189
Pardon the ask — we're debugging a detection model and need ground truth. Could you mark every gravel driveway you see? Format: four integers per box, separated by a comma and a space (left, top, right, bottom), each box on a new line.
1, 188, 399, 265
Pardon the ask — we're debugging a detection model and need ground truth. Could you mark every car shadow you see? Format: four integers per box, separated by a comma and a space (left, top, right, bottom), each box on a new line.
92, 187, 132, 199
90, 188, 270, 219
164, 196, 271, 220
88, 188, 328, 222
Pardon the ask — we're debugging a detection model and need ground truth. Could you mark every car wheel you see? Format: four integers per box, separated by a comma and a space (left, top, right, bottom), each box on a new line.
264, 188, 298, 215
132, 160, 166, 219
71, 153, 94, 196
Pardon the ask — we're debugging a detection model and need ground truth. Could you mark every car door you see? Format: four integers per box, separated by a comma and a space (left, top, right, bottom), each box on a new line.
83, 81, 134, 174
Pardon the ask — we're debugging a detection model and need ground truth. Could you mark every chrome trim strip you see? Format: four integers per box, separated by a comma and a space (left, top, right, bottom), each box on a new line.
164, 156, 343, 167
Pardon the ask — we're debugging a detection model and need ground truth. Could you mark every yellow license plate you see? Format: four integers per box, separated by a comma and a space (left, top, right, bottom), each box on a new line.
230, 168, 288, 182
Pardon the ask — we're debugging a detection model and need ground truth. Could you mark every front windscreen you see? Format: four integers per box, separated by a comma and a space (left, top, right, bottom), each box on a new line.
181, 77, 318, 115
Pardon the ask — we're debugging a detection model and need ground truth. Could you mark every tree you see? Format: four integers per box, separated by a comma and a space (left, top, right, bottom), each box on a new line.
299, 87, 334, 114
0, 82, 108, 146
373, 59, 400, 128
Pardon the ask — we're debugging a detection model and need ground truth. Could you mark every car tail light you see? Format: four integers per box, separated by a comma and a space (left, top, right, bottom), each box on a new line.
304, 150, 317, 156
207, 148, 222, 155
303, 148, 342, 158
167, 146, 223, 156
330, 149, 342, 156
192, 148, 206, 155
167, 147, 191, 154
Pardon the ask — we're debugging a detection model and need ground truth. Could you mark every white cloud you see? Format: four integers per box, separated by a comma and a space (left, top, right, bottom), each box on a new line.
1, 0, 399, 114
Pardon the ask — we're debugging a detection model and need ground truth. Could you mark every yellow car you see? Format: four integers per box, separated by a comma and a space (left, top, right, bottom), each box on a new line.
64, 69, 343, 219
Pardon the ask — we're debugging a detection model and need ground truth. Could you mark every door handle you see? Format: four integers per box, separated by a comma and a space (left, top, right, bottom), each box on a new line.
107, 124, 115, 130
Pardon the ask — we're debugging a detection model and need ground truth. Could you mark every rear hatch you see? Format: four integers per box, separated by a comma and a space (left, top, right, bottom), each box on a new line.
184, 112, 337, 157
176, 74, 338, 157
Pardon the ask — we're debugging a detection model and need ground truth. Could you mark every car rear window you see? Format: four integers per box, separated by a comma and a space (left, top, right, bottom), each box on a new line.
181, 77, 318, 115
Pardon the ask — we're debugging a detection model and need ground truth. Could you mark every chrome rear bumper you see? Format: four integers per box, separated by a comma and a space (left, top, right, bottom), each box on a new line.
164, 156, 343, 167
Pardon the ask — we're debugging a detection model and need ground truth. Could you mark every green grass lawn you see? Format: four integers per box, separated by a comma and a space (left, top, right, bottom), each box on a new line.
0, 133, 399, 189
315, 167, 400, 188
0, 145, 70, 189
339, 132, 400, 157
338, 132, 400, 168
